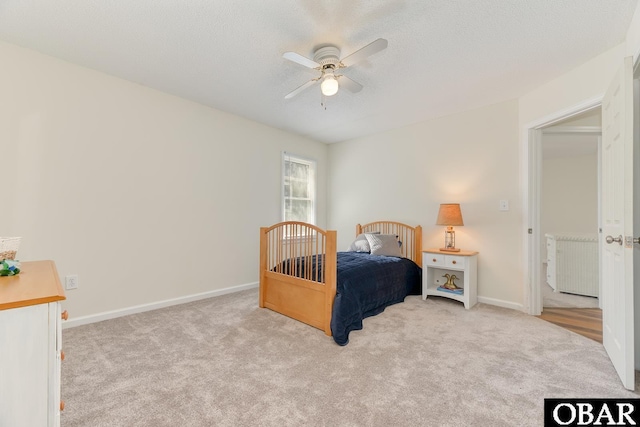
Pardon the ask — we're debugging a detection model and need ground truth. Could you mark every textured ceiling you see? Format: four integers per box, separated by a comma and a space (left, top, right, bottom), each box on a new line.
0, 0, 637, 144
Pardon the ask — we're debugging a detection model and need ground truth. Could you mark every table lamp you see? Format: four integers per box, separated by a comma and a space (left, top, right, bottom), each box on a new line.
436, 203, 464, 252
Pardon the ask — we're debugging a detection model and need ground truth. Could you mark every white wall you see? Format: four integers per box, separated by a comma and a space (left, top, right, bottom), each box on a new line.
539, 115, 600, 255
516, 0, 638, 122
519, 44, 626, 128
541, 153, 598, 238
328, 100, 522, 308
0, 41, 328, 319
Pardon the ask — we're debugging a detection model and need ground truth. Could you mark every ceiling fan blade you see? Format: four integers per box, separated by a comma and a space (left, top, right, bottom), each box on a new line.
283, 51, 321, 69
284, 79, 319, 99
338, 75, 363, 93
340, 38, 388, 68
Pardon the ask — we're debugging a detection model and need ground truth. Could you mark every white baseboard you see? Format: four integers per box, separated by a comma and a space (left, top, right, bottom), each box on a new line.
63, 282, 259, 329
63, 282, 524, 328
478, 296, 524, 312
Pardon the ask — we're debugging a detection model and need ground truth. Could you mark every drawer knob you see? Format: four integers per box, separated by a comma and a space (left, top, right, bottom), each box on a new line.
60, 401, 65, 411
452, 260, 457, 264
61, 310, 69, 321
432, 258, 437, 262
61, 350, 65, 361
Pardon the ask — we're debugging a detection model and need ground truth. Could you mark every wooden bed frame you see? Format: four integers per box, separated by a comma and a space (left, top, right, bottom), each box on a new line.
259, 221, 422, 336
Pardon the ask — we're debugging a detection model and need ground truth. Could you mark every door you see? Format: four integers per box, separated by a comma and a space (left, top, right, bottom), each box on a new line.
601, 56, 635, 390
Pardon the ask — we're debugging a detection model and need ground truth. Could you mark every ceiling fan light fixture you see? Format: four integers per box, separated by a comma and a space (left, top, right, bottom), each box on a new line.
320, 73, 339, 96
283, 38, 387, 100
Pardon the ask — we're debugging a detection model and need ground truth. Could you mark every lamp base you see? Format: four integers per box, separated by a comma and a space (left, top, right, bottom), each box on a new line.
439, 247, 461, 252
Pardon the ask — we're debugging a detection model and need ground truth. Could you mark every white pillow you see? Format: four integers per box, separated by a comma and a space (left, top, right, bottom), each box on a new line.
346, 232, 380, 252
365, 233, 402, 257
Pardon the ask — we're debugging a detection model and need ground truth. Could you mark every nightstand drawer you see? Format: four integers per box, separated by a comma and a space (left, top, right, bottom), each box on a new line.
424, 253, 445, 266
445, 255, 466, 269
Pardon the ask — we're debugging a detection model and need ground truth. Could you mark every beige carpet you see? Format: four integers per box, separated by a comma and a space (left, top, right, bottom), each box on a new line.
61, 289, 637, 427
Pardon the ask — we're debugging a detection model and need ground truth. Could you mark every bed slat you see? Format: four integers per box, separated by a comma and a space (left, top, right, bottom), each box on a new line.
356, 221, 422, 266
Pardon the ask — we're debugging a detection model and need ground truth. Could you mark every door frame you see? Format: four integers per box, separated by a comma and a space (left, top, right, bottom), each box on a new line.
523, 58, 640, 315
522, 96, 603, 316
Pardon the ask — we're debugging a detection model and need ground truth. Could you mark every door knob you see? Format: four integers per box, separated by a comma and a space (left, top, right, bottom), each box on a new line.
634, 237, 640, 244
605, 235, 623, 245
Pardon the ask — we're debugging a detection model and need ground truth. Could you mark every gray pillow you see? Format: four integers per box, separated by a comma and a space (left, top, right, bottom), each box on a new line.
346, 231, 380, 252
365, 233, 402, 257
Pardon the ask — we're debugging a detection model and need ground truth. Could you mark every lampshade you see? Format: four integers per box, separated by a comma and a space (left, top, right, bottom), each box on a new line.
320, 73, 339, 96
436, 203, 464, 226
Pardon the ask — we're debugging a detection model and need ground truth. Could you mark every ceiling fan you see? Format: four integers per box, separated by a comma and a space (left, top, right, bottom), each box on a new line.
283, 38, 388, 100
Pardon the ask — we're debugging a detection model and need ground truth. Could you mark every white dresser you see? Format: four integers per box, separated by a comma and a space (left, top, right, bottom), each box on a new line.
0, 260, 67, 427
545, 233, 599, 297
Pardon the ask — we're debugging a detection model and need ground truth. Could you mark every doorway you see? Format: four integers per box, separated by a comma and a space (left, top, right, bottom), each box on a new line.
536, 111, 603, 341
540, 114, 601, 308
523, 97, 603, 317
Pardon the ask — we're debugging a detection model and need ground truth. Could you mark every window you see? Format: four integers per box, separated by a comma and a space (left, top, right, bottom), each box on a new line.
282, 152, 316, 224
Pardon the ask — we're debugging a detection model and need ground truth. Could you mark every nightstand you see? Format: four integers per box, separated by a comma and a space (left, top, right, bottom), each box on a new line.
422, 249, 478, 309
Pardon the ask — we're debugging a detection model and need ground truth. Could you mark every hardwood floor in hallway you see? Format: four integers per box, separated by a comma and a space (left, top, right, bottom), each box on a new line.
537, 307, 603, 343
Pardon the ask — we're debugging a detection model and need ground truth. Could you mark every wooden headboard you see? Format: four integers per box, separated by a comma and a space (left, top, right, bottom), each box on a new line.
356, 221, 422, 267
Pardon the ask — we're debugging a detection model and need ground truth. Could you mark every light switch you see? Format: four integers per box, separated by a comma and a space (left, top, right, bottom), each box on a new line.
499, 200, 509, 211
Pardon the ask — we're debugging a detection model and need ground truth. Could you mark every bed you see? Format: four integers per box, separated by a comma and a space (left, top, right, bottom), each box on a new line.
259, 221, 422, 345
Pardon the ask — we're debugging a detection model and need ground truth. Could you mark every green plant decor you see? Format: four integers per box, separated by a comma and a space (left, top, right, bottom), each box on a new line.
0, 259, 20, 276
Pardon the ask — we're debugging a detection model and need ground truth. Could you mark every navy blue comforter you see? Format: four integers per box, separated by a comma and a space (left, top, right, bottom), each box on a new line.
331, 252, 421, 345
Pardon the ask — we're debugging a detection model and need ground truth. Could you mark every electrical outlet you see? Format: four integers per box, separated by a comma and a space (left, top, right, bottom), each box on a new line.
65, 274, 78, 290
499, 199, 509, 211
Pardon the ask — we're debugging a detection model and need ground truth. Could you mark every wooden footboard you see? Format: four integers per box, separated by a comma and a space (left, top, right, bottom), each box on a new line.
259, 220, 422, 337
259, 222, 336, 336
